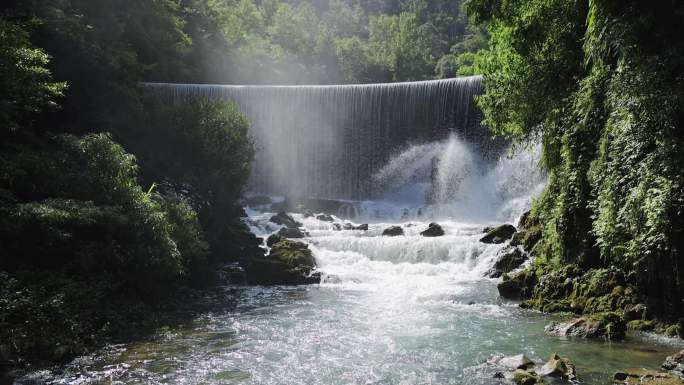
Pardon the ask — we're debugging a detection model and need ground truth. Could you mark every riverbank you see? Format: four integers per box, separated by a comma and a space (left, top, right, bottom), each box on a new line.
8, 208, 684, 385
496, 210, 684, 343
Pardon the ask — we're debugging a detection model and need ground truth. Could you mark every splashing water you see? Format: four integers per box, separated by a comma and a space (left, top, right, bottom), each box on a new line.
364, 134, 544, 223
144, 77, 486, 200
18, 81, 682, 385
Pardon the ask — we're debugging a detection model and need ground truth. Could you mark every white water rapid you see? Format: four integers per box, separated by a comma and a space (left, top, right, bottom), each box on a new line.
18, 80, 682, 385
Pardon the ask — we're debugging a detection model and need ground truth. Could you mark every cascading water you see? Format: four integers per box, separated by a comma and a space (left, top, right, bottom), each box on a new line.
23, 80, 681, 385
144, 76, 491, 200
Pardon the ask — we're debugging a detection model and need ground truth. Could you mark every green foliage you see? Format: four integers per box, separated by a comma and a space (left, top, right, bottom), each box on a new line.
0, 133, 211, 295
119, 97, 254, 263
0, 1, 259, 369
3, 0, 193, 133
470, 0, 684, 320
187, 0, 482, 83
0, 17, 65, 134
132, 98, 254, 213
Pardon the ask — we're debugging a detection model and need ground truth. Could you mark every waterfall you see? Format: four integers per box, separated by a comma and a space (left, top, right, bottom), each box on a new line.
144, 76, 494, 200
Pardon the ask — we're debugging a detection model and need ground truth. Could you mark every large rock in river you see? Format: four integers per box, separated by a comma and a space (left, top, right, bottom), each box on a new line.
244, 239, 320, 285
614, 369, 684, 385
544, 312, 626, 340
269, 211, 301, 228
420, 222, 445, 237
277, 226, 308, 239
497, 270, 537, 300
487, 246, 528, 278
480, 224, 517, 244
663, 350, 684, 379
538, 353, 577, 381
382, 225, 404, 236
316, 213, 335, 222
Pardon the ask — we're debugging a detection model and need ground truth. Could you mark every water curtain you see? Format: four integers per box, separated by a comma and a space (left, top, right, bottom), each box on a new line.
144, 76, 487, 200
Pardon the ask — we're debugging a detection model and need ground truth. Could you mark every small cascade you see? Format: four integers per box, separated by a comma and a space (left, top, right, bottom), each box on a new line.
144, 76, 492, 200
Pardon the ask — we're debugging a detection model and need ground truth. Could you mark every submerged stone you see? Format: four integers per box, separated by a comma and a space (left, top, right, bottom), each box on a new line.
382, 226, 404, 236
420, 222, 445, 237
480, 224, 516, 244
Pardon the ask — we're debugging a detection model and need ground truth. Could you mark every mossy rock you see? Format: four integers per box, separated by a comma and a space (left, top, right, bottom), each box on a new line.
269, 239, 315, 267
665, 324, 682, 338
244, 239, 319, 285
498, 269, 537, 300
545, 312, 626, 340
613, 368, 684, 385
510, 226, 542, 251
627, 319, 656, 331
487, 246, 528, 278
512, 369, 541, 385
480, 224, 517, 244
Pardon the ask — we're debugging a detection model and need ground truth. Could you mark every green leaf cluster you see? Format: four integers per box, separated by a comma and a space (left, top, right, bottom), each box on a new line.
469, 0, 684, 320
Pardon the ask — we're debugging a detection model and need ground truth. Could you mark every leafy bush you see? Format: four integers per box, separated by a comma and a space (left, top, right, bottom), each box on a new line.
123, 97, 254, 261
0, 133, 210, 296
0, 17, 66, 134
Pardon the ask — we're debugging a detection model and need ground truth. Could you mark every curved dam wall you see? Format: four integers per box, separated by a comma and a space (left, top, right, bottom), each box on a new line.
144, 76, 494, 200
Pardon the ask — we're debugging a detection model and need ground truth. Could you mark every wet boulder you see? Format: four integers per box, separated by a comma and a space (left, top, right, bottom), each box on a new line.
497, 270, 537, 300
538, 354, 577, 381
342, 222, 369, 231
487, 246, 528, 278
510, 227, 542, 251
482, 353, 579, 385
662, 350, 684, 379
245, 239, 320, 285
480, 224, 517, 244
316, 213, 335, 222
277, 227, 308, 239
269, 211, 301, 228
544, 312, 626, 340
266, 234, 284, 247
499, 354, 535, 370
382, 226, 404, 236
512, 369, 539, 385
420, 222, 445, 237
614, 369, 683, 385
303, 209, 315, 218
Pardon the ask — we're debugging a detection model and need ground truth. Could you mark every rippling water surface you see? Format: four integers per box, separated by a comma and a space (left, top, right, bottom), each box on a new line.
18, 213, 682, 385
17, 141, 683, 385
